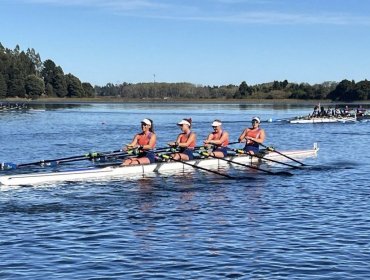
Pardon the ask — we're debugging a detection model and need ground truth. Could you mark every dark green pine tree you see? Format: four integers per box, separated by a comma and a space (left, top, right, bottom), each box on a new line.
25, 74, 45, 99
65, 73, 84, 97
82, 82, 96, 97
41, 59, 57, 85
53, 67, 68, 97
7, 66, 26, 98
238, 81, 252, 97
0, 74, 7, 98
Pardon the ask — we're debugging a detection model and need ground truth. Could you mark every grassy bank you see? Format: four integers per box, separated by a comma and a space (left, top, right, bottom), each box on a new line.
2, 97, 370, 106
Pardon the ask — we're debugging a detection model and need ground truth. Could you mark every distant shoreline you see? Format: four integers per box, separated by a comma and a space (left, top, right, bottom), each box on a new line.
1, 97, 369, 106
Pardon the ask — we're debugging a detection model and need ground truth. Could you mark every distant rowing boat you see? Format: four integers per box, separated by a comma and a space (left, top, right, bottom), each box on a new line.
0, 103, 28, 111
289, 116, 357, 124
0, 144, 319, 186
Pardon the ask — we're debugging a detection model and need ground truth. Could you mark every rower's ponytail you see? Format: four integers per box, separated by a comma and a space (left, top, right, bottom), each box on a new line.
185, 118, 192, 128
148, 119, 154, 132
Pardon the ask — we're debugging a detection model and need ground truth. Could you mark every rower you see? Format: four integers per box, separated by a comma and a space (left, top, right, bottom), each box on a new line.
238, 117, 266, 155
168, 118, 197, 160
204, 119, 229, 158
122, 118, 157, 165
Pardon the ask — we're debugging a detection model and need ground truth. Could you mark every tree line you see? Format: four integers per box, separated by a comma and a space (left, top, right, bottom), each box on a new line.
1, 43, 369, 101
95, 79, 370, 101
0, 43, 95, 99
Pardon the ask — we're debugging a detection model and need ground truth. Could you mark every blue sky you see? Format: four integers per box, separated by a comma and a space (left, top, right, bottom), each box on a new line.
1, 0, 370, 86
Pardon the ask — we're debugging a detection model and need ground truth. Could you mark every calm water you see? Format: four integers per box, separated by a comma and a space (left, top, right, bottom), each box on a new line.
1, 103, 370, 279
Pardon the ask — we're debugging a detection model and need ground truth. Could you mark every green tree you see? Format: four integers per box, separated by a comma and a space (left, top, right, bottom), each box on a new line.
41, 59, 57, 85
45, 83, 54, 97
238, 81, 252, 98
354, 80, 370, 100
7, 66, 26, 98
0, 74, 7, 98
25, 74, 45, 99
65, 73, 84, 97
26, 48, 42, 76
328, 79, 355, 101
82, 82, 95, 97
53, 67, 67, 97
41, 60, 67, 97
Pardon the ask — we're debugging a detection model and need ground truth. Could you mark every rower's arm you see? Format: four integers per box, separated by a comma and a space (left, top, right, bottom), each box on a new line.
204, 133, 213, 144
168, 134, 181, 147
124, 135, 139, 150
257, 129, 266, 144
238, 129, 248, 142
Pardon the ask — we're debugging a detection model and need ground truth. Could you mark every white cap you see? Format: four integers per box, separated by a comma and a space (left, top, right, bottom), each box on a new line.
177, 119, 191, 126
141, 118, 152, 126
211, 120, 222, 126
252, 117, 260, 123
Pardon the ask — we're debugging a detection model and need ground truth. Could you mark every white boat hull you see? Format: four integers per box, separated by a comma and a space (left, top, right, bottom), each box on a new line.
290, 117, 356, 124
0, 146, 319, 186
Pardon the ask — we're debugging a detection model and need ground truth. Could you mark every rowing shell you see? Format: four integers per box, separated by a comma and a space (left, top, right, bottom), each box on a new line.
0, 145, 319, 186
289, 116, 356, 124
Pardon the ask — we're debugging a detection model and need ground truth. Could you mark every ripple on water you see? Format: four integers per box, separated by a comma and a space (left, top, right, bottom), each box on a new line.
1, 104, 370, 279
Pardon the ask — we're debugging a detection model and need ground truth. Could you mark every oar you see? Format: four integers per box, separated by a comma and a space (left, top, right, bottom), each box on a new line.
159, 154, 233, 179
200, 151, 293, 176
230, 148, 302, 169
0, 149, 128, 170
259, 143, 307, 166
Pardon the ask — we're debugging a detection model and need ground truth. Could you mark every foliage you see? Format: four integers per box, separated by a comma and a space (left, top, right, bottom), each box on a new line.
0, 42, 368, 101
82, 82, 95, 97
65, 73, 84, 97
0, 43, 95, 99
25, 74, 45, 99
0, 74, 7, 98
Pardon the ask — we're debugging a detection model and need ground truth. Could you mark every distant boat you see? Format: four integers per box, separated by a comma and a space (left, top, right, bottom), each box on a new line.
0, 103, 28, 111
289, 116, 357, 124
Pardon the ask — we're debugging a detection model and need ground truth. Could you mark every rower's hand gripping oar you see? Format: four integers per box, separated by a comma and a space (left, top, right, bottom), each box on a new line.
259, 143, 307, 166
199, 151, 293, 176
159, 154, 233, 179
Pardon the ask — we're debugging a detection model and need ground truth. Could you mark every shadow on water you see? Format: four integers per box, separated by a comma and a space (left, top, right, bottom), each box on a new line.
331, 132, 370, 136
297, 160, 361, 172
